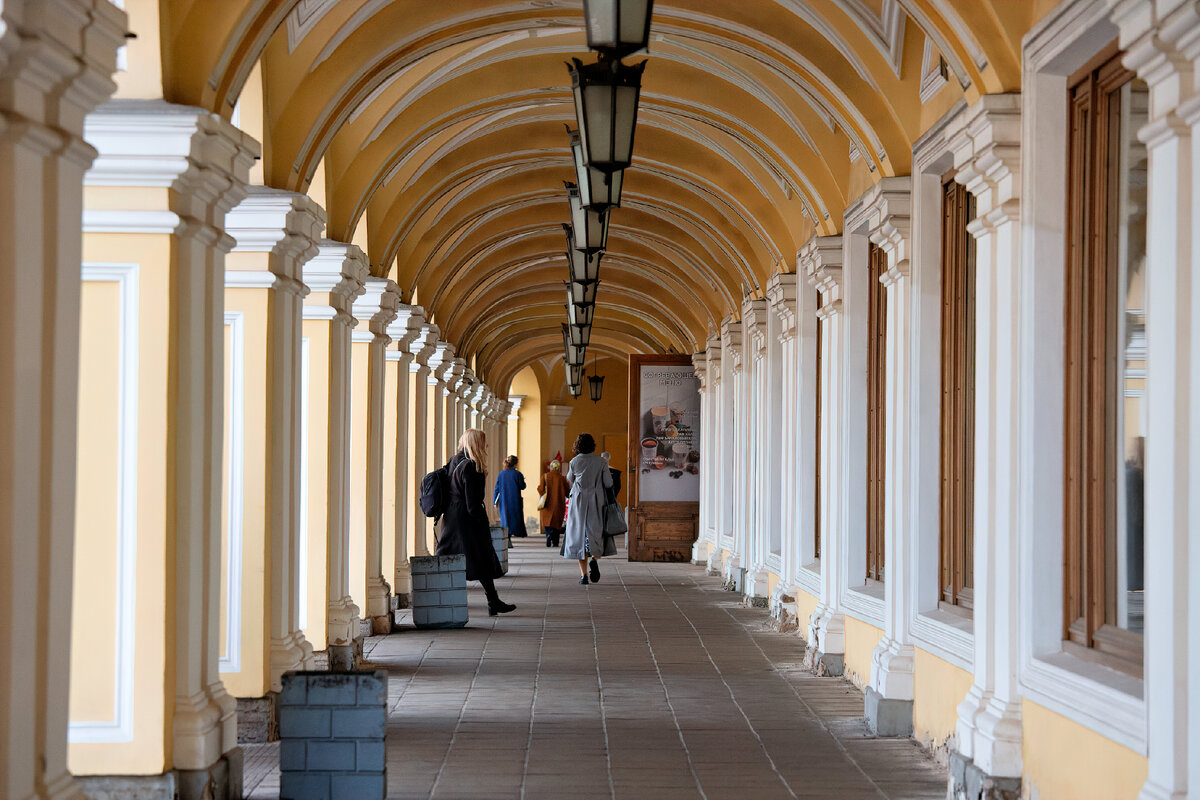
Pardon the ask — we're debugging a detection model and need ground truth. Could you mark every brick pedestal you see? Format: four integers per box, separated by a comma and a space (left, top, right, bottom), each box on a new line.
279, 671, 387, 800
410, 555, 468, 628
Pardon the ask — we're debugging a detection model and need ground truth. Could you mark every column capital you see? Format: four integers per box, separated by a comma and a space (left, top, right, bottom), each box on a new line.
507, 395, 525, 417
720, 317, 744, 375
428, 341, 456, 385
950, 93, 1021, 222
226, 187, 325, 295
451, 358, 471, 397
352, 276, 401, 340
408, 322, 440, 370
691, 352, 708, 389
860, 176, 912, 283
800, 235, 844, 307
545, 404, 574, 426
765, 272, 799, 342
705, 333, 723, 386
742, 298, 769, 359
304, 241, 367, 326
387, 304, 425, 358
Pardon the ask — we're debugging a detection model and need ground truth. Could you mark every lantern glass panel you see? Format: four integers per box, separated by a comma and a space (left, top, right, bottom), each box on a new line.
568, 382, 584, 398
567, 323, 591, 347
565, 237, 602, 283
570, 128, 623, 208
566, 183, 609, 252
569, 58, 645, 173
567, 363, 584, 385
567, 302, 595, 327
565, 342, 587, 365
566, 280, 599, 307
587, 372, 605, 402
583, 0, 652, 55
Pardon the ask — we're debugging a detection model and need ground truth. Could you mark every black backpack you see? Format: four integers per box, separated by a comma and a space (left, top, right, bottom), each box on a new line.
419, 464, 450, 519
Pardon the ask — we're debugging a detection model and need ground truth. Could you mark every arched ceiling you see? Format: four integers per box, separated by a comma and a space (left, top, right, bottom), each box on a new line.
155, 0, 1045, 392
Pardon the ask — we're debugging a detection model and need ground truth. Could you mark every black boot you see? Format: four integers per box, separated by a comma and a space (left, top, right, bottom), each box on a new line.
488, 600, 516, 616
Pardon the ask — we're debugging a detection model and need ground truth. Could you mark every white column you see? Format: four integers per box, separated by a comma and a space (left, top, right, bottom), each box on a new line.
0, 4, 124, 798
691, 351, 712, 565
742, 299, 770, 602
351, 278, 400, 634
1109, 5, 1200, 797
703, 336, 724, 574
804, 237, 847, 675
387, 305, 424, 607
767, 273, 799, 624
862, 179, 917, 735
224, 187, 325, 699
545, 404, 574, 461
408, 325, 439, 557
950, 94, 1024, 781
716, 318, 742, 581
302, 242, 367, 669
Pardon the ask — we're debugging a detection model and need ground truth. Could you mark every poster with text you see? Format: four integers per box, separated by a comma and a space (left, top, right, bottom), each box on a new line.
637, 364, 700, 502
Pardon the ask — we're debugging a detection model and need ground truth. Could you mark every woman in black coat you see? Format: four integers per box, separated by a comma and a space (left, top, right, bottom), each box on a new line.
435, 428, 515, 616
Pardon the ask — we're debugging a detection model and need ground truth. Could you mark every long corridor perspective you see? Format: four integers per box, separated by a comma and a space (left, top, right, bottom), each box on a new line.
245, 541, 946, 800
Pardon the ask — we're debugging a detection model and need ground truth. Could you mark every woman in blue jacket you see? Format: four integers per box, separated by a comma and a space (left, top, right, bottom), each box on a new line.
493, 455, 528, 537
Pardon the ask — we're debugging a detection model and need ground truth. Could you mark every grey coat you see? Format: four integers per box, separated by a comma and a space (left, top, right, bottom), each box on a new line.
561, 453, 613, 560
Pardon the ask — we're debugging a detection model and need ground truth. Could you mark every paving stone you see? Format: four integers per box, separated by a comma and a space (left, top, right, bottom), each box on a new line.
243, 541, 947, 798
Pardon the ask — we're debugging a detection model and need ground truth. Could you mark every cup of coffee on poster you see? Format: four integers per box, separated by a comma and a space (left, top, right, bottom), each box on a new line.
641, 437, 658, 464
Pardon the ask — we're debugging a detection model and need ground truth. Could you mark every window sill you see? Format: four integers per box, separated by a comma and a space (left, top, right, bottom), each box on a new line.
911, 608, 974, 671
1020, 648, 1146, 754
842, 581, 885, 628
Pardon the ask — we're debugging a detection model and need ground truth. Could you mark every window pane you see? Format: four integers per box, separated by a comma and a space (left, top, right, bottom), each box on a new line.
1112, 78, 1148, 634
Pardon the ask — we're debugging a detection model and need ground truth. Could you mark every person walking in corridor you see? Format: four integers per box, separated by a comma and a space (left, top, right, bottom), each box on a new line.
437, 429, 516, 616
493, 455, 528, 537
562, 433, 613, 585
538, 459, 568, 548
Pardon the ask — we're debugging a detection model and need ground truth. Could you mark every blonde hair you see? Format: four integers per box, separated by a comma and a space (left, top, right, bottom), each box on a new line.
458, 428, 488, 473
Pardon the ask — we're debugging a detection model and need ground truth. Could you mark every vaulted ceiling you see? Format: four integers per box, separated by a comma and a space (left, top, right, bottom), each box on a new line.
150, 0, 1049, 392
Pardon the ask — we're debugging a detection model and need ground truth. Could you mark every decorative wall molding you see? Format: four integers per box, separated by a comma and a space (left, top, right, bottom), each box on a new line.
919, 38, 949, 103
69, 263, 140, 745
219, 311, 245, 676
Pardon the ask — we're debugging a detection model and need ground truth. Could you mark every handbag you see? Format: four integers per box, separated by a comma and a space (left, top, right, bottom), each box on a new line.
537, 492, 547, 510
603, 500, 628, 535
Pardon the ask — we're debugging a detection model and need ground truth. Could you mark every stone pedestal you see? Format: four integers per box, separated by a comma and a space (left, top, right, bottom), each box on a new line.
864, 686, 913, 737
411, 556, 468, 629
279, 671, 387, 800
490, 525, 510, 576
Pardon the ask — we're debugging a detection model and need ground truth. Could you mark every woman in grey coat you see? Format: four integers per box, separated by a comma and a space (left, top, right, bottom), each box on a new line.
561, 432, 613, 585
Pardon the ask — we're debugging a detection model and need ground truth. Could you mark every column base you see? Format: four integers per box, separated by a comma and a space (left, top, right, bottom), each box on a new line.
236, 693, 279, 743
949, 751, 1021, 800
328, 644, 356, 671
743, 568, 769, 606
864, 686, 913, 736
705, 545, 724, 576
76, 775, 176, 800
176, 746, 242, 800
769, 588, 798, 632
804, 643, 844, 676
393, 591, 411, 610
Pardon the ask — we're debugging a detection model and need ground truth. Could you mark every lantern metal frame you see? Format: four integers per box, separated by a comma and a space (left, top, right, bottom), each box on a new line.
567, 322, 592, 348
569, 56, 646, 174
561, 323, 585, 366
566, 362, 585, 386
567, 299, 595, 328
586, 354, 605, 403
568, 382, 584, 399
566, 183, 610, 253
568, 127, 623, 210
564, 225, 602, 283
566, 279, 599, 308
582, 0, 654, 58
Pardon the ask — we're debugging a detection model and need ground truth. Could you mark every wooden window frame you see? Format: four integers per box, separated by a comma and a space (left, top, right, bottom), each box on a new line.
866, 242, 887, 582
938, 178, 976, 615
1063, 50, 1144, 676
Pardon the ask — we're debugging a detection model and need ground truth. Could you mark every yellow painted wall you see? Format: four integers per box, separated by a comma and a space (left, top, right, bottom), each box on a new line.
301, 320, 331, 650
913, 647, 973, 751
511, 366, 543, 525
1021, 699, 1148, 800
794, 587, 820, 637
72, 235, 173, 775
113, 0, 163, 99
843, 615, 884, 690
348, 341, 370, 617
767, 571, 780, 597
381, 358, 398, 586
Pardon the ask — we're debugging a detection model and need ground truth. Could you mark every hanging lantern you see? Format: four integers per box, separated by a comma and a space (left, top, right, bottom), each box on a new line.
568, 56, 646, 174
567, 299, 595, 328
567, 362, 585, 386
587, 354, 605, 403
564, 225, 602, 283
568, 127, 623, 209
566, 183, 610, 253
583, 0, 654, 58
567, 322, 591, 348
568, 382, 584, 399
562, 323, 587, 366
566, 279, 599, 308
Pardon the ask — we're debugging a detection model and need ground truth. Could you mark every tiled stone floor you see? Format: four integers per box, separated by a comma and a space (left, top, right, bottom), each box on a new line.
245, 539, 947, 799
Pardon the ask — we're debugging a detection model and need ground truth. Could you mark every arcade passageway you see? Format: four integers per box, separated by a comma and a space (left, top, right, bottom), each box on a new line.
244, 542, 946, 800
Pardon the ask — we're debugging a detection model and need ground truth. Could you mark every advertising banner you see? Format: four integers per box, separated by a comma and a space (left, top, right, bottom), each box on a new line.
636, 363, 700, 502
